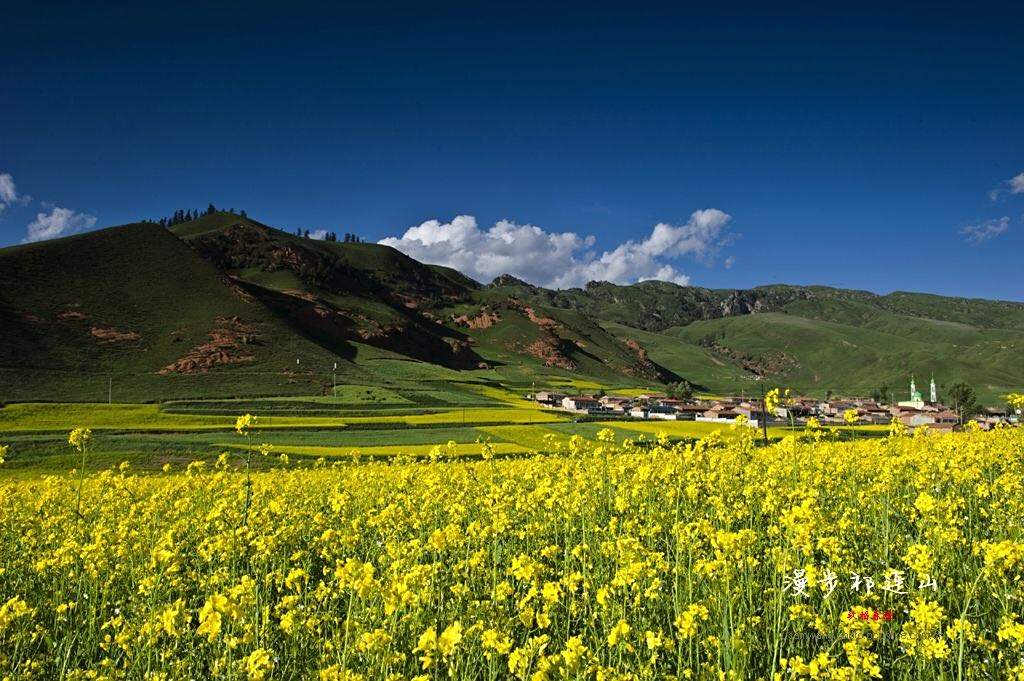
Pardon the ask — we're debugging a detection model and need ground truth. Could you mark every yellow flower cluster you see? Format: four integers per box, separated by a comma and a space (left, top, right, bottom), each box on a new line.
0, 426, 1022, 677
67, 427, 92, 452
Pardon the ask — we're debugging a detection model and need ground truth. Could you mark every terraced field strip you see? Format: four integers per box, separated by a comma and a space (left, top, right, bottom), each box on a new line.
340, 407, 566, 426
0, 403, 236, 432
217, 441, 528, 458
0, 403, 567, 434
162, 387, 418, 412
597, 387, 661, 397
600, 419, 765, 439
603, 419, 885, 439
476, 424, 569, 450
544, 377, 605, 390
455, 382, 542, 408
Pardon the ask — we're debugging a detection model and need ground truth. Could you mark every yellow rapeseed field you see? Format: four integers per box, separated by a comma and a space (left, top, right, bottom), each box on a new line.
2, 424, 1024, 679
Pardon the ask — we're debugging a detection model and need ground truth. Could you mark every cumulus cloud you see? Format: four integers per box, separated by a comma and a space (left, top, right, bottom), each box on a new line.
308, 229, 329, 240
379, 209, 734, 288
989, 172, 1024, 201
960, 216, 1010, 244
0, 172, 31, 213
23, 207, 98, 243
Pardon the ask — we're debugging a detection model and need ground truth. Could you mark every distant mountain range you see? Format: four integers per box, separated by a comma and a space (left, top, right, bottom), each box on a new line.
2, 211, 1021, 403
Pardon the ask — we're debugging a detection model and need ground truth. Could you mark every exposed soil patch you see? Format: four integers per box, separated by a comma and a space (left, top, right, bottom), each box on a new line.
158, 316, 258, 375
283, 289, 318, 303
451, 307, 502, 329
520, 332, 577, 370
90, 326, 141, 344
280, 289, 334, 318
504, 299, 559, 329
224, 276, 255, 303
618, 337, 668, 381
57, 310, 88, 322
622, 338, 648, 361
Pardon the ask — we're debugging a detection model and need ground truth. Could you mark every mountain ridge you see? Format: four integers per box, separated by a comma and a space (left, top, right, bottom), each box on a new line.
1, 212, 1021, 403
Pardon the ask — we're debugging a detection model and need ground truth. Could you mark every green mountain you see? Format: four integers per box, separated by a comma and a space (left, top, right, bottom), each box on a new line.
493, 280, 1024, 402
0, 222, 379, 401
1, 211, 1021, 403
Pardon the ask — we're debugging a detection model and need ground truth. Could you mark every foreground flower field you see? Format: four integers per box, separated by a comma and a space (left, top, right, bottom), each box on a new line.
2, 426, 1024, 679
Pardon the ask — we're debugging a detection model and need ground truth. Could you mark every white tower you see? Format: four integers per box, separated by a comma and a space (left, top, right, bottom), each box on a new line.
930, 375, 937, 403
910, 376, 916, 400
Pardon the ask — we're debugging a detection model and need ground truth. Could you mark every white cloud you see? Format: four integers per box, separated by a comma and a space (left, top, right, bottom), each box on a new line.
379, 209, 734, 288
0, 173, 19, 204
724, 255, 736, 269
0, 172, 31, 212
308, 229, 329, 240
960, 216, 1009, 244
989, 172, 1024, 201
23, 207, 98, 243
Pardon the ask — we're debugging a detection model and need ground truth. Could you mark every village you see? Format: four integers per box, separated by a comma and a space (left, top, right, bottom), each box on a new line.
532, 376, 1021, 432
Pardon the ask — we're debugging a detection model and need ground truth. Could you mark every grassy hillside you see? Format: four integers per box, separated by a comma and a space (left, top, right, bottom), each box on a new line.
630, 311, 1024, 403
601, 322, 749, 391
2, 211, 1020, 404
172, 212, 477, 304
0, 223, 370, 401
172, 213, 487, 370
510, 279, 1024, 333
167, 212, 678, 390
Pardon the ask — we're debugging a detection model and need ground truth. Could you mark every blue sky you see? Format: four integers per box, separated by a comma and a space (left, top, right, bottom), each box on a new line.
2, 1, 1022, 298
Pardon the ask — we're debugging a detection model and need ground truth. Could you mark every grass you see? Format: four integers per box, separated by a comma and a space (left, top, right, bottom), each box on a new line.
0, 399, 893, 477
0, 403, 237, 432
0, 401, 566, 434
1, 424, 527, 474
476, 424, 566, 450
666, 312, 1024, 404
607, 419, 789, 439
0, 222, 371, 402
217, 441, 528, 458
344, 407, 565, 426
0, 400, 574, 476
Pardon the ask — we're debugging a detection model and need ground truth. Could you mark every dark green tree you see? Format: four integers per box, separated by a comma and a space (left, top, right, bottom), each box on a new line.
947, 382, 977, 425
667, 380, 694, 400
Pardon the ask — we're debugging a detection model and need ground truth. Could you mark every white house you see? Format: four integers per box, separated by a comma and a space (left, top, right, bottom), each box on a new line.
561, 396, 601, 412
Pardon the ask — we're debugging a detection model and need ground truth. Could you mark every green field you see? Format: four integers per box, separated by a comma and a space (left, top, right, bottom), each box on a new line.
0, 395, 894, 477
0, 395, 566, 474
613, 311, 1024, 403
